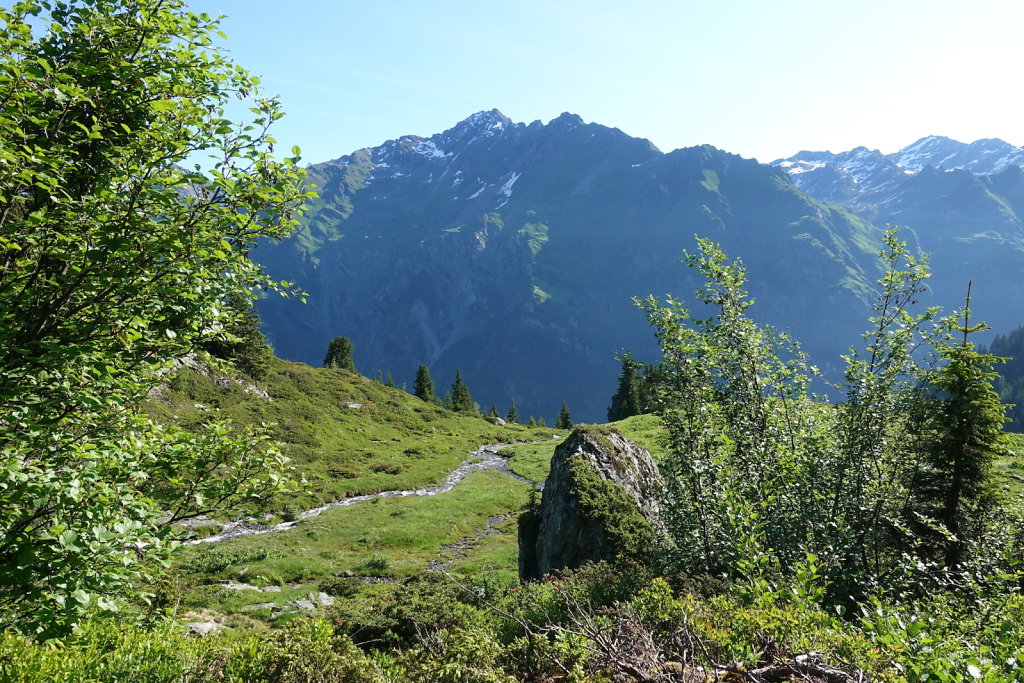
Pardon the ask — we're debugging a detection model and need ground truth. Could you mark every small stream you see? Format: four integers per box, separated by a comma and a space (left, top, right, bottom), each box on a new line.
191, 444, 537, 545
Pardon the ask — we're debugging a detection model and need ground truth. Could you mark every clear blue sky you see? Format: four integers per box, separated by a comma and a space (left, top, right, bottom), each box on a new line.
189, 0, 1024, 164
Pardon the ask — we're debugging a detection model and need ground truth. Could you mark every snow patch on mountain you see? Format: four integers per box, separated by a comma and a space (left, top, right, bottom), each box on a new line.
466, 183, 486, 200
414, 139, 452, 159
493, 172, 521, 209
777, 160, 825, 175
499, 172, 521, 197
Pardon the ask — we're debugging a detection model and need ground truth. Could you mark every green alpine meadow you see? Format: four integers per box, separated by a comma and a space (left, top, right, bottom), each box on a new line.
2, 1, 1024, 681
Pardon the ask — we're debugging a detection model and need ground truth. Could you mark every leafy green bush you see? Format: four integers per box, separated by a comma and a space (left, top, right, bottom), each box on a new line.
640, 233, 1017, 604
177, 546, 273, 575
0, 0, 306, 637
0, 617, 385, 683
358, 553, 392, 574
319, 576, 361, 599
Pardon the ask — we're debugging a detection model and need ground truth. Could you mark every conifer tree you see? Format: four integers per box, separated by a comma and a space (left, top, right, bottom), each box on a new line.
385, 371, 396, 388
442, 391, 453, 410
490, 404, 499, 419
637, 362, 662, 413
538, 416, 547, 427
449, 369, 476, 414
323, 336, 356, 372
528, 416, 536, 427
414, 364, 436, 403
201, 293, 273, 381
374, 369, 383, 384
607, 352, 641, 422
556, 402, 573, 429
506, 399, 520, 424
910, 282, 1008, 566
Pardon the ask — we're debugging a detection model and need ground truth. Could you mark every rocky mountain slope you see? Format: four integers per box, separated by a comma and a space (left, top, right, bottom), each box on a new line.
254, 110, 885, 421
774, 137, 1024, 335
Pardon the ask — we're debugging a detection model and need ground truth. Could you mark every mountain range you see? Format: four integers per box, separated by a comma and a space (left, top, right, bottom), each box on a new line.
253, 111, 1024, 422
773, 136, 1024, 339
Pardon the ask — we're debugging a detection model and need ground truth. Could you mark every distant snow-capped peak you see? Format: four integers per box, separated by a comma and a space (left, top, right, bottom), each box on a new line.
772, 136, 1024, 205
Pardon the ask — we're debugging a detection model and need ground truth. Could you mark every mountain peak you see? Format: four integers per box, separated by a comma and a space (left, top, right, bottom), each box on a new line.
895, 135, 1024, 173
775, 134, 1024, 202
458, 109, 513, 130
550, 112, 584, 127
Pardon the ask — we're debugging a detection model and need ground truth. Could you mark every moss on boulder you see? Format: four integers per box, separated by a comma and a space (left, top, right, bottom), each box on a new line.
519, 426, 664, 580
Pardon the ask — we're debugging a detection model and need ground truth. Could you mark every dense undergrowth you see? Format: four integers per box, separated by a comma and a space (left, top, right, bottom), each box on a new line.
5, 560, 1024, 682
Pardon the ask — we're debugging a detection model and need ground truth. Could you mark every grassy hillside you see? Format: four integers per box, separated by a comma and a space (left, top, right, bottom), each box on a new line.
149, 359, 680, 623
147, 356, 561, 512
147, 356, 565, 620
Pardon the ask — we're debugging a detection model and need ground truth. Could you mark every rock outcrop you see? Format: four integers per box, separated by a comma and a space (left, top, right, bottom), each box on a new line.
519, 427, 663, 580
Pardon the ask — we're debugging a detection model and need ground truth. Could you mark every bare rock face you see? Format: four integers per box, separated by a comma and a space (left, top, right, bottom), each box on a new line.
519, 427, 663, 580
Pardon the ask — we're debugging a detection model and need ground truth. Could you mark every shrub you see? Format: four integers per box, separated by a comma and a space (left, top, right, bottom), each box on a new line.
177, 546, 273, 575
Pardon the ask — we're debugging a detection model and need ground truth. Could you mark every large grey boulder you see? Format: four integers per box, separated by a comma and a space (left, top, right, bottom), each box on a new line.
519, 426, 663, 580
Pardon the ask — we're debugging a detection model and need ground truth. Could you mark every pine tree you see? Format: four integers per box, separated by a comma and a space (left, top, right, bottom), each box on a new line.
506, 399, 519, 424
538, 416, 546, 427
374, 369, 383, 384
449, 369, 476, 414
413, 364, 435, 403
607, 352, 641, 422
323, 336, 356, 372
911, 282, 1008, 566
442, 391, 453, 410
490, 404, 499, 419
556, 402, 573, 429
527, 416, 536, 427
637, 362, 662, 413
385, 371, 396, 388
201, 292, 273, 381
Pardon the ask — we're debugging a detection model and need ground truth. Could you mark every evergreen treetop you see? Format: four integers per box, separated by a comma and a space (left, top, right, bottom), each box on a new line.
449, 369, 476, 414
909, 281, 1008, 565
323, 336, 356, 372
506, 399, 519, 424
556, 401, 573, 429
201, 292, 274, 381
607, 352, 642, 422
414, 364, 436, 403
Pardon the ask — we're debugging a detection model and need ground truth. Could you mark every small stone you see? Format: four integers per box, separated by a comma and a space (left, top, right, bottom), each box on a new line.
344, 402, 362, 409
288, 599, 317, 612
312, 591, 335, 607
186, 621, 224, 637
223, 581, 258, 591
241, 602, 279, 612
334, 570, 355, 578
260, 585, 282, 593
